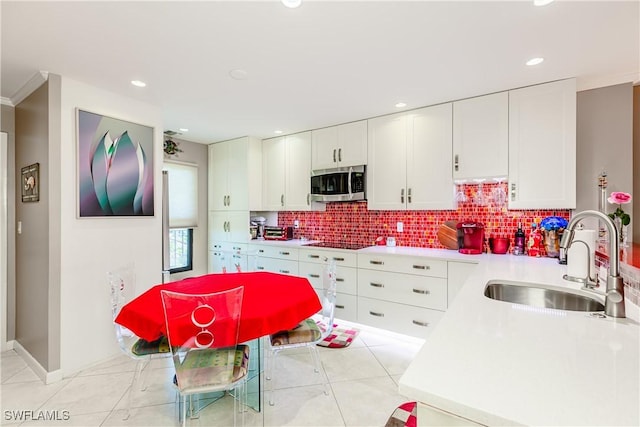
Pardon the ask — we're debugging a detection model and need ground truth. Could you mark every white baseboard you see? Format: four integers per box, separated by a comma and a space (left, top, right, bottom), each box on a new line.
13, 341, 63, 384
1, 339, 14, 352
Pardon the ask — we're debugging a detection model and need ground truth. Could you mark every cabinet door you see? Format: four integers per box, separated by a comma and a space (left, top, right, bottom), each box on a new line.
367, 113, 407, 210
447, 261, 477, 307
453, 92, 509, 180
226, 138, 249, 211
285, 132, 312, 211
407, 104, 455, 210
208, 142, 228, 210
508, 79, 576, 209
311, 126, 338, 170
208, 211, 228, 242
226, 211, 250, 243
337, 120, 367, 167
262, 136, 286, 211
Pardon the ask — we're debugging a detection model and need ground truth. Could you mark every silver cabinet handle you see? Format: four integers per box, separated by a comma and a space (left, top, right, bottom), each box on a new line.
332, 257, 345, 262
338, 148, 342, 162
227, 195, 230, 206
370, 282, 384, 288
280, 194, 284, 207
307, 193, 310, 205
336, 278, 344, 282
279, 251, 290, 256
308, 254, 320, 259
336, 304, 345, 309
400, 188, 405, 203
454, 154, 459, 172
258, 249, 265, 253
369, 260, 384, 265
511, 183, 517, 201
408, 187, 412, 203
309, 273, 320, 278
256, 266, 265, 270
412, 264, 430, 270
412, 288, 430, 295
369, 311, 384, 317
333, 148, 337, 163
232, 246, 242, 251
412, 320, 429, 327
279, 269, 290, 274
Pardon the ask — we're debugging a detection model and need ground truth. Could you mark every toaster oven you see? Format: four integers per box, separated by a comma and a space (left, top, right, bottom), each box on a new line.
263, 226, 294, 240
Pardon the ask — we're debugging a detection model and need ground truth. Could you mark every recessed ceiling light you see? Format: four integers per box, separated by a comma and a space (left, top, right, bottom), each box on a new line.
274, 130, 283, 134
281, 0, 302, 8
395, 102, 407, 108
533, 0, 554, 6
131, 80, 146, 87
526, 57, 544, 66
179, 128, 189, 133
229, 69, 248, 80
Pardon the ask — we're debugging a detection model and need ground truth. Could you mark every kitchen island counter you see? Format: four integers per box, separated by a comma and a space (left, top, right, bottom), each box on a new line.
398, 254, 639, 426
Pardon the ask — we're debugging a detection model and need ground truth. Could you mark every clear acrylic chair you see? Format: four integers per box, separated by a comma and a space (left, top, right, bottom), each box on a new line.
160, 287, 249, 427
108, 264, 171, 420
265, 257, 337, 406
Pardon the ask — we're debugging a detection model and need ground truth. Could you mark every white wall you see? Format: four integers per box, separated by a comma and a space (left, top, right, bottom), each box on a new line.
59, 77, 164, 375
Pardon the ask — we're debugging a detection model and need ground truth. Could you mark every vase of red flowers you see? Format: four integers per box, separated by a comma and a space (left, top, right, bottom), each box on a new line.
607, 191, 631, 247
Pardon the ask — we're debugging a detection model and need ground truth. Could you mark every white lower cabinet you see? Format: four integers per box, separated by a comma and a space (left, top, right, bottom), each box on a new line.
208, 242, 250, 273
357, 253, 449, 338
357, 297, 444, 338
250, 244, 299, 276
417, 403, 484, 427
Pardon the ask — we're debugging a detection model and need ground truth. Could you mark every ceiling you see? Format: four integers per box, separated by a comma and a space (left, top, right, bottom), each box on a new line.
1, 1, 638, 144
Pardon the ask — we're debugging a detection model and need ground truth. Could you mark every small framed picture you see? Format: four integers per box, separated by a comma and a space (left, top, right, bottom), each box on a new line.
21, 163, 40, 202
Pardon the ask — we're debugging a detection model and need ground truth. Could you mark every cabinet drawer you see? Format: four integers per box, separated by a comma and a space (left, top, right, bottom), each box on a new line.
357, 297, 443, 338
357, 269, 447, 311
298, 248, 357, 267
299, 262, 357, 295
334, 293, 357, 322
358, 253, 447, 278
255, 258, 298, 276
252, 245, 299, 261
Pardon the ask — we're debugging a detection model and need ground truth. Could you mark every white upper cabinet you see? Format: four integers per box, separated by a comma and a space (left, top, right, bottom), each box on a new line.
407, 104, 455, 210
367, 105, 455, 211
263, 131, 312, 211
367, 112, 408, 210
208, 136, 261, 211
508, 78, 576, 209
453, 92, 509, 180
311, 120, 367, 170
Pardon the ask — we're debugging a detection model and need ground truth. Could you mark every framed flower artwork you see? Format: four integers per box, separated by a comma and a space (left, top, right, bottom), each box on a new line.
77, 109, 155, 217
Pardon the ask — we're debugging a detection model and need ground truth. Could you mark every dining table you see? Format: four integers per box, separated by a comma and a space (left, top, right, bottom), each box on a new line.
115, 271, 322, 412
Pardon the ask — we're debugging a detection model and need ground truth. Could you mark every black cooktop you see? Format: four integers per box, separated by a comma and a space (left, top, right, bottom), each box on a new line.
303, 241, 370, 250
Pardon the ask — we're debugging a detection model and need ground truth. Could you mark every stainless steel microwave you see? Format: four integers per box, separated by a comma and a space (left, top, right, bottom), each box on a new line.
310, 165, 366, 202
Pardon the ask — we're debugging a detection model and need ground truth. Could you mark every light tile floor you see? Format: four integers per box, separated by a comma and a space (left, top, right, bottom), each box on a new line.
1, 322, 424, 426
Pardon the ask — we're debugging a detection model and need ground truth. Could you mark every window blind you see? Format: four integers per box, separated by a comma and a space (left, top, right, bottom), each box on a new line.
164, 161, 198, 228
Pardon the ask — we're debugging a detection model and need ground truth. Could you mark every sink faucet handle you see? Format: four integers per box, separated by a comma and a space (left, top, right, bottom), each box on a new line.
606, 288, 624, 304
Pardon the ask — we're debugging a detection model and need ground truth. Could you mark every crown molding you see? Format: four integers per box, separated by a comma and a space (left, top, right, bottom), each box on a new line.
0, 97, 13, 107
10, 71, 49, 106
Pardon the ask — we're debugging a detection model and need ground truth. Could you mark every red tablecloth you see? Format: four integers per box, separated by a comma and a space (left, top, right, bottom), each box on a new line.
115, 272, 322, 344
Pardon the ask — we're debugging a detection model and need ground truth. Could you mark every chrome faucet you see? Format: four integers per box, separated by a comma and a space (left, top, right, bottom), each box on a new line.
560, 210, 625, 318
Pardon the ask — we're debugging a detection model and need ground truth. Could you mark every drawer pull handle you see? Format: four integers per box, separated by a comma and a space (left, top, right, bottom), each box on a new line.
279, 269, 290, 274
336, 278, 344, 282
333, 257, 345, 261
336, 304, 345, 309
412, 320, 429, 327
370, 282, 384, 288
258, 249, 265, 253
370, 260, 384, 265
369, 311, 385, 317
412, 288, 430, 295
308, 254, 320, 259
412, 265, 430, 270
279, 251, 290, 256
257, 266, 265, 270
309, 274, 320, 278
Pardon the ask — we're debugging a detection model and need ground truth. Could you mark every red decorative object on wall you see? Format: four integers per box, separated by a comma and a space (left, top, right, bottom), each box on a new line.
278, 183, 570, 251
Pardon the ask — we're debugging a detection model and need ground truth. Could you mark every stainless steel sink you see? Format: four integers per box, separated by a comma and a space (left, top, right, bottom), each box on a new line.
484, 281, 605, 312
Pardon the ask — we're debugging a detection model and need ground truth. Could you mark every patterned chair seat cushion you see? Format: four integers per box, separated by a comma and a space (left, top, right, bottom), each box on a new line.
270, 318, 322, 347
385, 401, 417, 427
131, 336, 170, 356
173, 345, 250, 390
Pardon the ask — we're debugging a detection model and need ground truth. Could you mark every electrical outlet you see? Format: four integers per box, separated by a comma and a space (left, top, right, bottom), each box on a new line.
294, 220, 299, 228
397, 221, 403, 232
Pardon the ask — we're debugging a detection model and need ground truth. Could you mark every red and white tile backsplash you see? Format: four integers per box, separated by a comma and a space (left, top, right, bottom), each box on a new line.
278, 183, 571, 250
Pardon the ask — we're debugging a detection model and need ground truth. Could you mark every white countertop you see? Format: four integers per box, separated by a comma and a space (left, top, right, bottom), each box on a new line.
398, 254, 640, 426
